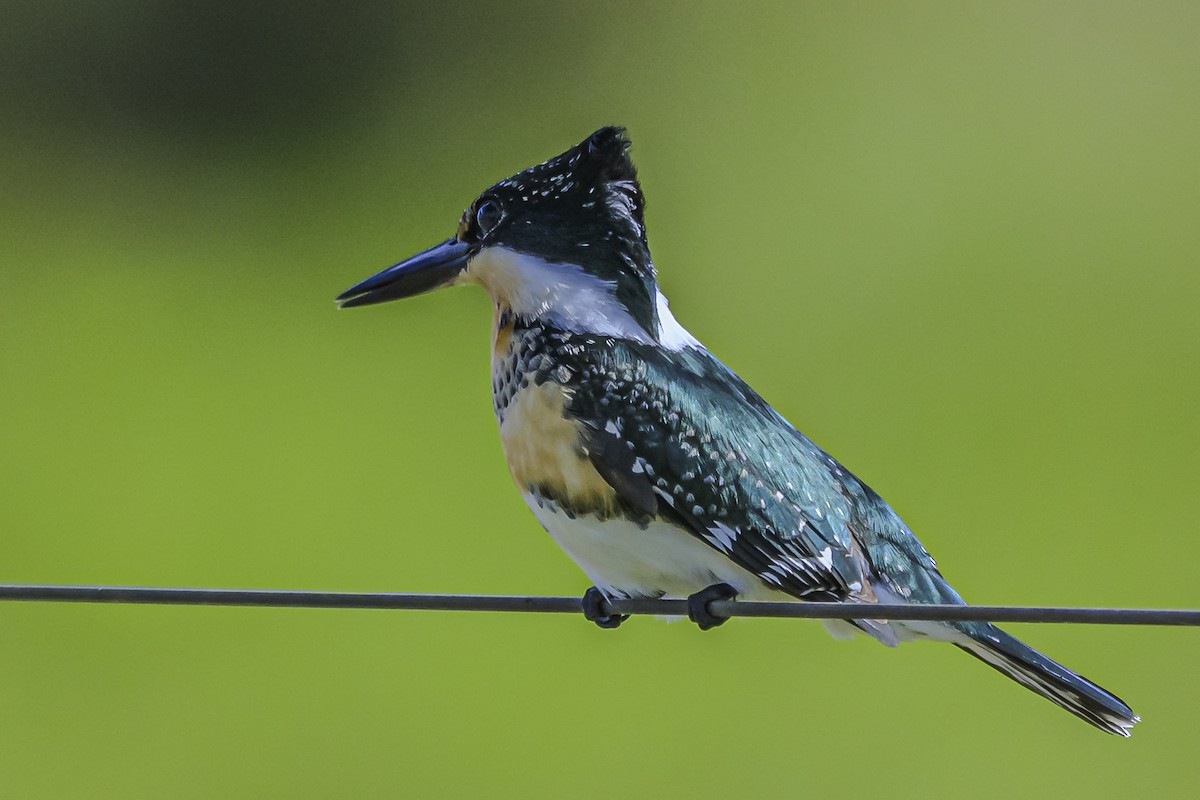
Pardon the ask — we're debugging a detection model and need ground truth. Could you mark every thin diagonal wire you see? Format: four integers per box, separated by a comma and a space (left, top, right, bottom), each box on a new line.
1, 584, 1197, 625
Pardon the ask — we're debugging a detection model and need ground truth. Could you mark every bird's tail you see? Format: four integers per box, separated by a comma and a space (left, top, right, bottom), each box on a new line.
957, 625, 1138, 736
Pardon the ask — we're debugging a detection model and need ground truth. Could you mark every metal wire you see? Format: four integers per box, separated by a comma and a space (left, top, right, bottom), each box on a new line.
1, 584, 1197, 625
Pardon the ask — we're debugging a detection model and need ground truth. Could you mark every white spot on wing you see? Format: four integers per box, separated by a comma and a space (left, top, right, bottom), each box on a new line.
818, 547, 834, 570
706, 522, 738, 551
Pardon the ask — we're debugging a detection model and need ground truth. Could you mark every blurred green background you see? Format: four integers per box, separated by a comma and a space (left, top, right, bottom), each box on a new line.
2, 1, 1197, 797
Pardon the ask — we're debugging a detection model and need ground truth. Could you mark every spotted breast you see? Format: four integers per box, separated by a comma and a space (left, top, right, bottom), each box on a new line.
491, 310, 621, 519
488, 310, 796, 602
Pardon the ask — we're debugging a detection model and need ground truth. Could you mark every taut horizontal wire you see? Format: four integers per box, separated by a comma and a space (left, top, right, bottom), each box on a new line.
0, 584, 1197, 626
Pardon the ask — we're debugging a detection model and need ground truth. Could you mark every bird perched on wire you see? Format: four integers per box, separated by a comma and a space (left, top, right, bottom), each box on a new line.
336, 127, 1138, 735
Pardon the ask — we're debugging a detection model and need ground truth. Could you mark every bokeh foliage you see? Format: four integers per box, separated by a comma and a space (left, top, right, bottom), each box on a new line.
2, 2, 1197, 797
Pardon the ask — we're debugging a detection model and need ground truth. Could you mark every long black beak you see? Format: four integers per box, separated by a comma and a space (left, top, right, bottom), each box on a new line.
336, 238, 471, 309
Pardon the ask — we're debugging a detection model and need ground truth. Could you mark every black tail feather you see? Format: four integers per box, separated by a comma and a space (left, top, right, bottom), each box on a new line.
958, 626, 1138, 736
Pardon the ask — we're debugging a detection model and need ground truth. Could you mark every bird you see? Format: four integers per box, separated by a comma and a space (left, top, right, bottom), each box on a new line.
336, 126, 1138, 736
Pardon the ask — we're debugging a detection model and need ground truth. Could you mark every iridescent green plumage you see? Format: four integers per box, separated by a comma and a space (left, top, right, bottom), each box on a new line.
338, 126, 1139, 736
507, 319, 965, 613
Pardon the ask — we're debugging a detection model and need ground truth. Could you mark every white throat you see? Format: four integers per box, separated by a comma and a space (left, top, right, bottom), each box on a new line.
462, 246, 700, 350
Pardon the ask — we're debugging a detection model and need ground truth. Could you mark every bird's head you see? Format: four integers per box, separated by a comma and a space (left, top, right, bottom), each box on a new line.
337, 127, 676, 342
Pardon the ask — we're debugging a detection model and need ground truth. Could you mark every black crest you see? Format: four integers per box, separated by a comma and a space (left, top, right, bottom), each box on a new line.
464, 126, 659, 334
580, 126, 639, 185
468, 124, 652, 244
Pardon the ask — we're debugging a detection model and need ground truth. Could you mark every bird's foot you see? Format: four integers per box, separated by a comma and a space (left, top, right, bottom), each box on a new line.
582, 586, 627, 629
687, 583, 737, 630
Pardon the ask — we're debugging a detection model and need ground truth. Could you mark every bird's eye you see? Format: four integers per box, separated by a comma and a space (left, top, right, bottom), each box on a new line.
475, 200, 503, 236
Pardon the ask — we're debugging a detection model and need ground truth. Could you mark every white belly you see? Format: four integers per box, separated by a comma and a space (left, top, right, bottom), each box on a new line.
525, 493, 915, 644
525, 492, 793, 602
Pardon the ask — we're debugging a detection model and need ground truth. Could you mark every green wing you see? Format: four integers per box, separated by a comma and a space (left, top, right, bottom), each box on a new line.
555, 335, 965, 613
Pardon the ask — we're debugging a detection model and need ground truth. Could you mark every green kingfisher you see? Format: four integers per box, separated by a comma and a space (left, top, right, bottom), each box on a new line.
336, 127, 1138, 736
